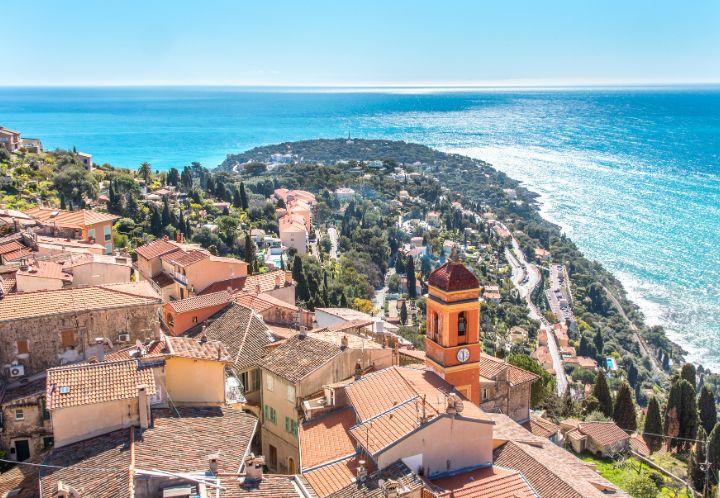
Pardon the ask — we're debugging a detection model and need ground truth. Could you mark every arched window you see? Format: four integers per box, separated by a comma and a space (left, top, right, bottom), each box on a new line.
433, 312, 439, 339
458, 312, 467, 336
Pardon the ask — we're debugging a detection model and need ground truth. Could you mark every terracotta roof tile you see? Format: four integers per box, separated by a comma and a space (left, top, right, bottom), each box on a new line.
135, 239, 181, 260
161, 249, 209, 267
234, 291, 298, 313
0, 453, 41, 498
46, 359, 156, 410
302, 455, 368, 498
300, 407, 358, 469
2, 247, 33, 261
349, 398, 423, 455
319, 460, 423, 498
192, 303, 274, 371
1, 377, 47, 407
479, 354, 539, 386
25, 207, 119, 229
524, 415, 561, 439
165, 334, 230, 362
167, 289, 233, 313
345, 367, 418, 421
219, 476, 303, 497
578, 422, 630, 446
242, 270, 291, 294
151, 271, 175, 288
16, 260, 72, 281
0, 282, 161, 322
429, 465, 538, 498
0, 240, 25, 255
39, 407, 258, 497
428, 261, 479, 292
260, 334, 343, 383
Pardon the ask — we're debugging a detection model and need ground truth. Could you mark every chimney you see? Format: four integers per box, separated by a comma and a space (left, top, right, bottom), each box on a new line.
354, 362, 362, 380
95, 337, 105, 362
285, 271, 292, 284
200, 333, 208, 344
55, 481, 79, 498
244, 453, 265, 482
356, 459, 368, 482
19, 258, 29, 271
162, 235, 169, 241
255, 283, 261, 295
299, 326, 306, 339
208, 452, 220, 475
137, 385, 150, 429
340, 335, 349, 350
382, 479, 400, 498
274, 272, 282, 288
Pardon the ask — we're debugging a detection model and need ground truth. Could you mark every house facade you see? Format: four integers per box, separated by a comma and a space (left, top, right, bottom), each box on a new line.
0, 377, 52, 462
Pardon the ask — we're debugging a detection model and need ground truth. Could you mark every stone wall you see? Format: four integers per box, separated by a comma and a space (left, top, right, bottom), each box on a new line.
0, 394, 53, 461
0, 303, 160, 379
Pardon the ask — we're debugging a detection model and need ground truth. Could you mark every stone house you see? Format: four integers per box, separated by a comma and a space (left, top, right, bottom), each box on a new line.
563, 420, 630, 457
0, 376, 53, 462
478, 353, 538, 423
0, 282, 162, 379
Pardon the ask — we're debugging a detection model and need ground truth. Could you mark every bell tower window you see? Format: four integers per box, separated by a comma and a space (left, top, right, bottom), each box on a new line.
458, 312, 467, 336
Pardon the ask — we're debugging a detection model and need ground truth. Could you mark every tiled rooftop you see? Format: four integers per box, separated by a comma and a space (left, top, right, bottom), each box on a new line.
161, 248, 209, 267
165, 334, 230, 362
167, 289, 233, 313
25, 207, 119, 228
46, 359, 157, 410
191, 303, 274, 371
577, 421, 630, 446
429, 465, 539, 498
479, 354, 540, 386
39, 407, 258, 497
1, 376, 47, 407
219, 476, 303, 497
260, 334, 343, 383
302, 455, 368, 498
0, 281, 161, 322
16, 260, 72, 281
234, 291, 298, 313
134, 238, 180, 260
524, 415, 561, 439
300, 407, 357, 469
428, 260, 479, 292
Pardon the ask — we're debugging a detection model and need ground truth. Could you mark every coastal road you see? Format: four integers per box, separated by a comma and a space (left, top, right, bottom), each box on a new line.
504, 233, 567, 394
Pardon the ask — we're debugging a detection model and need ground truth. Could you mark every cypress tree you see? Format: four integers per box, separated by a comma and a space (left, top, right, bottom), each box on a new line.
244, 233, 256, 273
678, 379, 699, 451
627, 362, 639, 388
643, 396, 664, 453
689, 426, 707, 493
339, 291, 348, 308
406, 257, 417, 298
613, 382, 637, 432
593, 328, 604, 357
150, 205, 163, 236
239, 182, 249, 210
292, 256, 304, 283
664, 380, 682, 442
699, 385, 717, 435
178, 210, 185, 236
681, 363, 697, 391
161, 197, 171, 227
394, 253, 405, 274
232, 188, 241, 208
400, 301, 408, 325
126, 193, 139, 221
662, 351, 670, 371
592, 369, 613, 418
708, 423, 720, 489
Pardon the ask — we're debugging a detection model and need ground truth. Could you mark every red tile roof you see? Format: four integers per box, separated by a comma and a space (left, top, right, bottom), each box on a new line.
219, 476, 303, 497
134, 239, 180, 260
46, 359, 157, 410
300, 407, 357, 469
161, 249, 209, 267
302, 455, 368, 498
25, 207, 119, 229
16, 260, 72, 281
166, 289, 233, 314
2, 247, 33, 262
524, 415, 561, 439
260, 334, 344, 383
429, 465, 538, 498
234, 291, 298, 313
479, 354, 539, 386
428, 261, 479, 292
577, 422, 630, 446
0, 241, 24, 255
165, 334, 230, 362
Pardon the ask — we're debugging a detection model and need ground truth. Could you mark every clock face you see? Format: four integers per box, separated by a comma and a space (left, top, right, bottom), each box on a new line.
456, 347, 470, 363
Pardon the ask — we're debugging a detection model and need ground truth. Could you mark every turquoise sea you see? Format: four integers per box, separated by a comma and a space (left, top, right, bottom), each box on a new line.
1, 86, 719, 368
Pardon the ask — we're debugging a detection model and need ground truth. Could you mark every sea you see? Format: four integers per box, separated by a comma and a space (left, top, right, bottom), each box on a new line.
1, 86, 719, 369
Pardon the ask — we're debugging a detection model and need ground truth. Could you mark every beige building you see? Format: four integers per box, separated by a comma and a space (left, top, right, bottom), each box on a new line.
0, 282, 161, 379
259, 333, 392, 474
25, 207, 119, 255
14, 260, 72, 292
278, 214, 307, 255
0, 127, 22, 152
563, 420, 631, 457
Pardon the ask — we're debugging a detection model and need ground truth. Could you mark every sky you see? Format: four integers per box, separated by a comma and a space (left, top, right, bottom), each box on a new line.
3, 0, 720, 86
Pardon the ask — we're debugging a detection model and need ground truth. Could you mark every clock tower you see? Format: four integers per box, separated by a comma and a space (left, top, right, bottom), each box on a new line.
424, 253, 481, 404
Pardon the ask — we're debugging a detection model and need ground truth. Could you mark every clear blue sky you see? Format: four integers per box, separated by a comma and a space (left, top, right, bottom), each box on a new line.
4, 0, 719, 86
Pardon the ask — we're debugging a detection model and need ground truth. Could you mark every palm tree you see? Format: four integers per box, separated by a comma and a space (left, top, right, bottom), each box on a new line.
138, 162, 152, 185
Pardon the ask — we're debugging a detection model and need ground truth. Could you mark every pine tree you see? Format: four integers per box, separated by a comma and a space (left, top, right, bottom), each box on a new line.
400, 301, 408, 325
699, 385, 717, 435
406, 257, 417, 298
613, 382, 637, 432
593, 328, 604, 357
643, 396, 664, 453
244, 233, 256, 273
592, 369, 613, 418
681, 363, 697, 391
239, 182, 249, 210
689, 426, 707, 493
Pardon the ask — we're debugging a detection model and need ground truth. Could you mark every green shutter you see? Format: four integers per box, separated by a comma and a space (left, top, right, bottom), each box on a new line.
285, 416, 290, 433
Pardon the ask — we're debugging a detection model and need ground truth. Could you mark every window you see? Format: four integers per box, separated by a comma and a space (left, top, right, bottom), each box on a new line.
43, 436, 54, 450
285, 417, 298, 437
105, 243, 112, 255
40, 397, 50, 420
458, 312, 467, 336
192, 316, 198, 324
240, 371, 249, 392
266, 374, 274, 392
263, 404, 276, 424
14, 409, 24, 421
252, 369, 261, 391
61, 330, 76, 349
104, 225, 111, 241
287, 385, 296, 403
88, 228, 96, 241
16, 340, 29, 355
166, 314, 175, 326
482, 388, 489, 401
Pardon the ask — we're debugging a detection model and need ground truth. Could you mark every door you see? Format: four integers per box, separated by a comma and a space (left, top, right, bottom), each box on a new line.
288, 457, 296, 475
14, 439, 30, 461
268, 445, 277, 469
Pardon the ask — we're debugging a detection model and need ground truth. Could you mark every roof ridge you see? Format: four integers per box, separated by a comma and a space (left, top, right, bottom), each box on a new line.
302, 452, 358, 474
503, 440, 584, 495
352, 394, 422, 428
233, 307, 255, 366
98, 282, 160, 301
